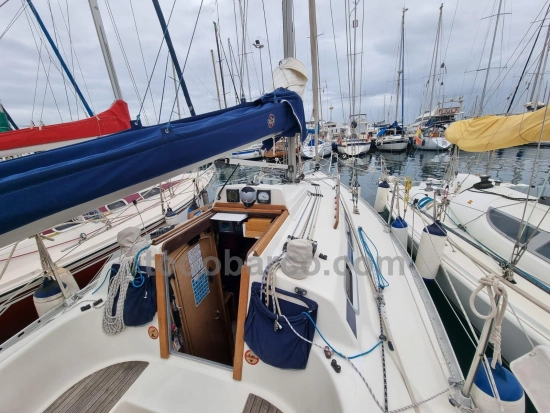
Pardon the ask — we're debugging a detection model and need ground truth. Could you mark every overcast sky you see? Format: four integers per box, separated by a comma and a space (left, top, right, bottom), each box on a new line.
0, 0, 548, 127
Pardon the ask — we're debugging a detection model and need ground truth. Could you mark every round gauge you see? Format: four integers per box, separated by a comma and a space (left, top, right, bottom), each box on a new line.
257, 190, 271, 204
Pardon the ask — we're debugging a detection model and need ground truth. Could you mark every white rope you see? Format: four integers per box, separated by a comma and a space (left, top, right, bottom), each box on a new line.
469, 275, 508, 368
102, 259, 133, 336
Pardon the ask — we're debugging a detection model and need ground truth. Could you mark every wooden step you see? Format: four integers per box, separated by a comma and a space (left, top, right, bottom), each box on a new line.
43, 361, 148, 413
242, 393, 283, 413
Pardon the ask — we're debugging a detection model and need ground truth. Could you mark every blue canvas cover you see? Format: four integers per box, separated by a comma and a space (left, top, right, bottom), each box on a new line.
244, 282, 318, 370
0, 89, 305, 245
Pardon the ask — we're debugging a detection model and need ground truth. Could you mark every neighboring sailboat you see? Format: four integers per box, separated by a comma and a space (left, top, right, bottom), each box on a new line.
445, 105, 550, 151
0, 104, 14, 134
301, 131, 332, 158
0, 0, 132, 159
412, 5, 454, 152
230, 143, 264, 160
0, 167, 215, 343
0, 100, 131, 158
375, 9, 409, 153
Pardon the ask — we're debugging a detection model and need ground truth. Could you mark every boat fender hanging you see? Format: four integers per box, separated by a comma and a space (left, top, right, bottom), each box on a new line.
471, 358, 525, 413
374, 180, 390, 213
415, 221, 447, 280
281, 239, 314, 280
165, 207, 178, 227
391, 216, 409, 249
33, 277, 70, 317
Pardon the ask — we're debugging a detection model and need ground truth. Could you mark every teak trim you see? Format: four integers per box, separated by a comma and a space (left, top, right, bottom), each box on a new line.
233, 265, 251, 381
213, 202, 287, 213
249, 210, 289, 257
155, 253, 170, 359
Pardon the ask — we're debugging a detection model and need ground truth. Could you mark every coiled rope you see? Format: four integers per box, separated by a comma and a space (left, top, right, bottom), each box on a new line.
469, 275, 508, 368
102, 259, 133, 336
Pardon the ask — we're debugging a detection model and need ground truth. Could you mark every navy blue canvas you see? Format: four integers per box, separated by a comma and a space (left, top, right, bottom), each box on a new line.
0, 89, 305, 237
244, 282, 318, 370
109, 264, 157, 327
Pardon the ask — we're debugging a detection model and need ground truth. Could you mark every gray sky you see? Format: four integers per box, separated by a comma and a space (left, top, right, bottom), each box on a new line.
0, 0, 547, 127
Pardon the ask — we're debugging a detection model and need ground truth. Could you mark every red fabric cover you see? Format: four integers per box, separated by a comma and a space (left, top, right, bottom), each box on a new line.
0, 100, 130, 151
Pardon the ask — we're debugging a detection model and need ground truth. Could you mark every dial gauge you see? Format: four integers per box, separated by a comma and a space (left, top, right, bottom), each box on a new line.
257, 190, 271, 204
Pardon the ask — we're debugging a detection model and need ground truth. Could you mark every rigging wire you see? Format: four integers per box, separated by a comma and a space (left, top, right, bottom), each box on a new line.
23, 7, 65, 122
168, 0, 205, 122
506, 3, 549, 112
47, 0, 72, 121
31, 41, 43, 125
0, 2, 27, 40
136, 0, 177, 121
130, 1, 158, 121
158, 52, 170, 124
103, 0, 147, 124
260, 0, 275, 91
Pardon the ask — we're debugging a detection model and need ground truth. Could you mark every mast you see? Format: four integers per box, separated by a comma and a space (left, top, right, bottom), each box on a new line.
308, 0, 320, 162
283, 0, 299, 178
401, 8, 407, 129
228, 39, 242, 104
211, 50, 222, 110
478, 0, 504, 116
530, 21, 550, 108
151, 0, 196, 117
88, 0, 123, 100
213, 22, 228, 108
428, 4, 443, 120
283, 0, 295, 59
26, 0, 94, 117
395, 9, 407, 125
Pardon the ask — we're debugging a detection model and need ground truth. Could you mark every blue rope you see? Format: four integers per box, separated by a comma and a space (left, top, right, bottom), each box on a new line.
302, 312, 382, 359
132, 246, 150, 288
92, 267, 117, 295
358, 227, 389, 289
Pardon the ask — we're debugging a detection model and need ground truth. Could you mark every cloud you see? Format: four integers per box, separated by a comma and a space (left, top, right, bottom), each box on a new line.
0, 0, 545, 127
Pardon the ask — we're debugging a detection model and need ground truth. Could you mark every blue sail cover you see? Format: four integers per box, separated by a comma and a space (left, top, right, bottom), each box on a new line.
0, 89, 305, 246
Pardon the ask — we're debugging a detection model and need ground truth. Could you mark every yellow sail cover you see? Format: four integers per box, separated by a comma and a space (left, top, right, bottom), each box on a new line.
445, 107, 550, 152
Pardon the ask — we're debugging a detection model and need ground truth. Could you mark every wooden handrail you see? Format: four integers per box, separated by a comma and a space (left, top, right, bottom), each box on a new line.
233, 265, 251, 381
249, 210, 289, 257
155, 253, 170, 359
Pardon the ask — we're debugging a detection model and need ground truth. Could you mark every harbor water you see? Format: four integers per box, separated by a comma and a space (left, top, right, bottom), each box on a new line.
215, 145, 549, 412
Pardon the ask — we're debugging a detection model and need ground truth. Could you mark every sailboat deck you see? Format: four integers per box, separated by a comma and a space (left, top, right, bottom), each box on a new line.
43, 361, 148, 413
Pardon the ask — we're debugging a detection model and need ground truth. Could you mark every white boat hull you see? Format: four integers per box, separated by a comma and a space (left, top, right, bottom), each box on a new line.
375, 137, 409, 152
301, 142, 333, 158
335, 141, 370, 157
230, 144, 263, 160
386, 180, 550, 362
414, 136, 452, 151
0, 172, 462, 413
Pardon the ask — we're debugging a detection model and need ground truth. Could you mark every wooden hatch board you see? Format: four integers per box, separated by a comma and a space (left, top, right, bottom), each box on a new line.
43, 361, 148, 413
242, 393, 283, 413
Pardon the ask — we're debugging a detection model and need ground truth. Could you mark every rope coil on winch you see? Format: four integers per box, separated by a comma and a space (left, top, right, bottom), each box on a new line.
469, 275, 508, 368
